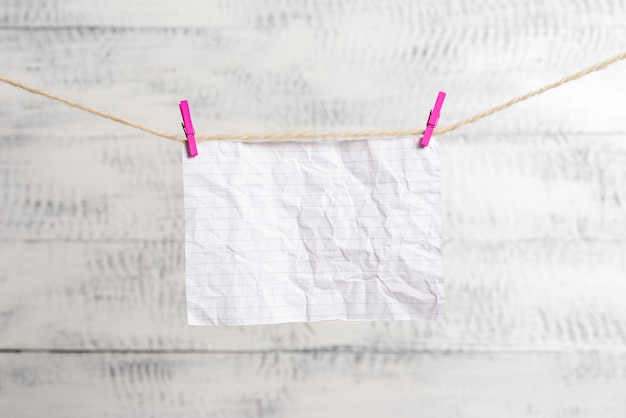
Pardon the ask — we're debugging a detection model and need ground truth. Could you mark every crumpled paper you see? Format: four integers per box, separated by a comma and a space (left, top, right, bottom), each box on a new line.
183, 137, 443, 326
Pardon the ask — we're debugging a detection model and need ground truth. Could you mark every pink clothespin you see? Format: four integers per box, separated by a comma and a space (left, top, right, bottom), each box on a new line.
179, 100, 198, 157
420, 91, 446, 147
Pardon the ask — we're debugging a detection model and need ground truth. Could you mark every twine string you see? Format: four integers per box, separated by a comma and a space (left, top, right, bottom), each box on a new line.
1, 51, 625, 143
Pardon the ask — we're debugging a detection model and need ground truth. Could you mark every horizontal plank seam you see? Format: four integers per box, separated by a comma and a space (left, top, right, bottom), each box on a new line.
0, 238, 623, 244
1, 347, 626, 355
1, 25, 626, 32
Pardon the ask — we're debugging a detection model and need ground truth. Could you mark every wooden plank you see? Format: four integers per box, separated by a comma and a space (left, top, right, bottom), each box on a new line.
2, 0, 626, 29
1, 239, 624, 350
442, 134, 626, 242
0, 133, 182, 241
0, 25, 625, 140
0, 351, 625, 417
2, 133, 625, 241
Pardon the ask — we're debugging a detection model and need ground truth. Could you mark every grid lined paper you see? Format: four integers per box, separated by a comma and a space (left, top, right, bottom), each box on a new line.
183, 137, 444, 326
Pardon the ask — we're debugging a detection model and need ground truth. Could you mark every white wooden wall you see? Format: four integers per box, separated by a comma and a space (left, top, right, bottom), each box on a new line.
1, 1, 626, 416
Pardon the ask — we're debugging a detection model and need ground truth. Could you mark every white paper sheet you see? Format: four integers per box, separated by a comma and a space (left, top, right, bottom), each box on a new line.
183, 137, 444, 326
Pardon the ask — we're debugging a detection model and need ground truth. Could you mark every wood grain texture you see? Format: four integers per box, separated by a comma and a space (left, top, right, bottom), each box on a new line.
1, 135, 626, 351
1, 352, 626, 418
1, 5, 625, 139
1, 238, 625, 350
1, 0, 626, 416
2, 134, 625, 242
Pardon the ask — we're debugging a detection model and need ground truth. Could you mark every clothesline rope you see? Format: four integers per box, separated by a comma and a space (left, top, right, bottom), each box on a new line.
1, 51, 625, 143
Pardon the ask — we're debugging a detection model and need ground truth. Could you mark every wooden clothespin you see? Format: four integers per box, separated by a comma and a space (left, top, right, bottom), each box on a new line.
420, 91, 446, 147
179, 100, 198, 157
